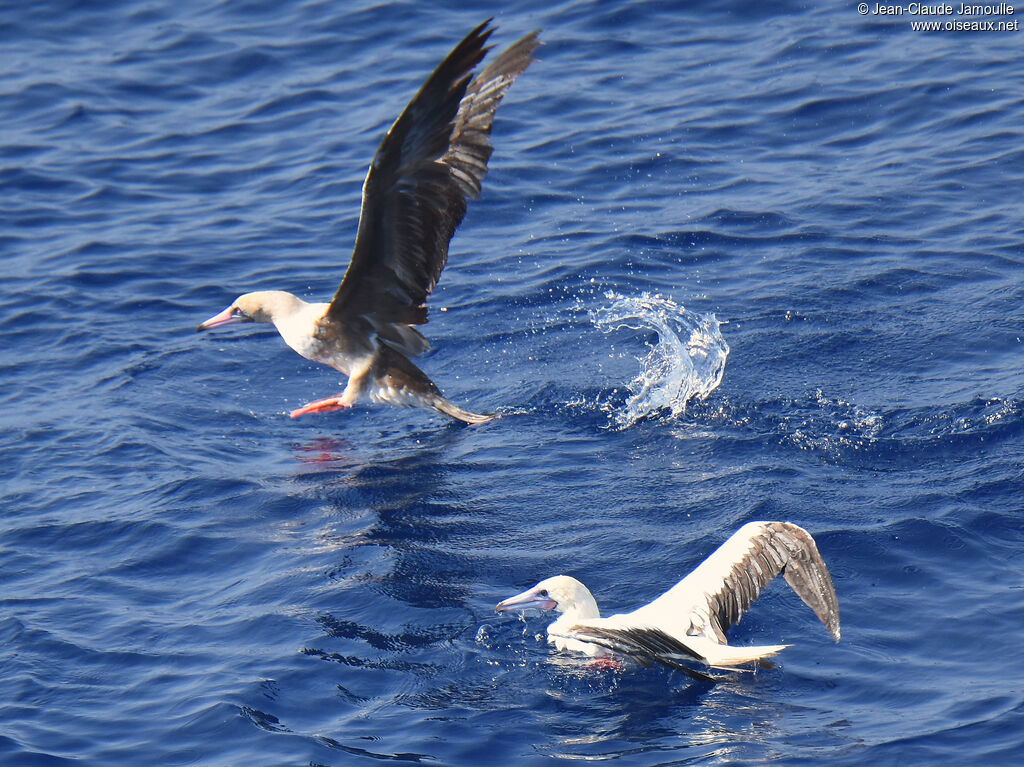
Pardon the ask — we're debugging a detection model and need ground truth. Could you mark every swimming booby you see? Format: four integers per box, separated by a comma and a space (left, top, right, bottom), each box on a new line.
197, 21, 539, 424
495, 521, 840, 680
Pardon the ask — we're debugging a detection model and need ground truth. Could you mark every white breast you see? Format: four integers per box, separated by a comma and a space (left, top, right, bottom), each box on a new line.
273, 302, 331, 362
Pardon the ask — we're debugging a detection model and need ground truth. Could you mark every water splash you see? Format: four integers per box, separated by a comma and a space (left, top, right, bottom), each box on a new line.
787, 389, 883, 458
591, 292, 729, 428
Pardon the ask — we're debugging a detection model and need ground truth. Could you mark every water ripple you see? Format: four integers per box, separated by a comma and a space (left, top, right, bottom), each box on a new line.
2, 1, 1024, 765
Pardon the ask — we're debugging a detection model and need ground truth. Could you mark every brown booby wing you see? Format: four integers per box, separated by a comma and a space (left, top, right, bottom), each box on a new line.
324, 21, 540, 356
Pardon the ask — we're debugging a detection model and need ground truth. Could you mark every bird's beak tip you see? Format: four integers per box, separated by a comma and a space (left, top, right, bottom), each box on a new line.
494, 598, 520, 614
196, 305, 243, 332
494, 588, 555, 614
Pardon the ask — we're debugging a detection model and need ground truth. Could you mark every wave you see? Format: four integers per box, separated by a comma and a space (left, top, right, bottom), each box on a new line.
590, 292, 729, 428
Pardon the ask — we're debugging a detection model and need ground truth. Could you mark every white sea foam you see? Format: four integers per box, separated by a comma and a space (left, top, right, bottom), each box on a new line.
591, 292, 729, 428
788, 389, 883, 457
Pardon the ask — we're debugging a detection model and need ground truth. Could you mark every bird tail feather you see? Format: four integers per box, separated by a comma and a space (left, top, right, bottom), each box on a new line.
431, 397, 497, 424
686, 636, 791, 669
372, 345, 496, 424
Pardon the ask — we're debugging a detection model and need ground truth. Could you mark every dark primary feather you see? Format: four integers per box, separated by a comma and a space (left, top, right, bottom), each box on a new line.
705, 521, 841, 643
326, 22, 540, 348
444, 31, 540, 199
567, 626, 717, 683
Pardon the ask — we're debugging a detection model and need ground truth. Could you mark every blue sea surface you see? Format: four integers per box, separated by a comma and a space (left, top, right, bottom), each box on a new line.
2, 1, 1023, 765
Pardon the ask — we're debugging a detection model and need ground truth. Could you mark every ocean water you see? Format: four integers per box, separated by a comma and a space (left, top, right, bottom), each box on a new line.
2, 0, 1023, 765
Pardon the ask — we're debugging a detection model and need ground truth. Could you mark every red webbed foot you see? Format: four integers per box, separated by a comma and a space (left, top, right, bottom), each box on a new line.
585, 656, 623, 672
290, 396, 352, 418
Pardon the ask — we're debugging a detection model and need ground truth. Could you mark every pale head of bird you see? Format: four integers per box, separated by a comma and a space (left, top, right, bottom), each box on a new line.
495, 575, 600, 621
197, 290, 303, 331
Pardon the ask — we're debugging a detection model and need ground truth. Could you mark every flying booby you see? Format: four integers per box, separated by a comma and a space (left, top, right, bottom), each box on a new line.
495, 522, 840, 680
197, 21, 540, 424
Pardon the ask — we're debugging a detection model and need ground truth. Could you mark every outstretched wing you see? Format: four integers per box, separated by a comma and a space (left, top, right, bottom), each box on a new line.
631, 521, 841, 644
325, 22, 540, 353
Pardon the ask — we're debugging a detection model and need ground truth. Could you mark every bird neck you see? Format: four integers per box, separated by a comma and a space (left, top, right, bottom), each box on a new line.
553, 595, 601, 629
548, 597, 603, 656
262, 293, 329, 359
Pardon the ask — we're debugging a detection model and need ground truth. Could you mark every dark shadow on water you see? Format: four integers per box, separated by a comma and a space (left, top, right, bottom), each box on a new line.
314, 734, 432, 763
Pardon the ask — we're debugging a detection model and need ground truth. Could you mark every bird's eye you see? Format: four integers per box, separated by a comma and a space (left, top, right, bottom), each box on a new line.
537, 589, 548, 598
